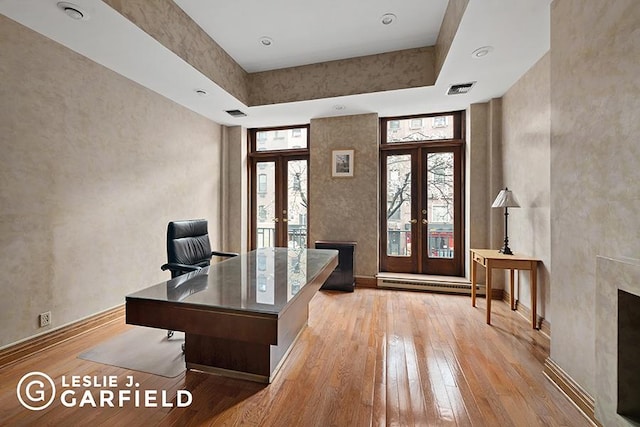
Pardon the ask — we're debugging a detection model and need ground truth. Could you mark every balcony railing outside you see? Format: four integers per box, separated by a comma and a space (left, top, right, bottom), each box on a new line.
257, 225, 307, 249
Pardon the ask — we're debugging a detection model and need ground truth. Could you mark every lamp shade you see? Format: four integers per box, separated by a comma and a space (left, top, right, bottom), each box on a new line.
492, 188, 520, 208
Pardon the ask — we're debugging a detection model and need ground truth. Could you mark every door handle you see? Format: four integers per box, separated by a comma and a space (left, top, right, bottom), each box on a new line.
422, 219, 428, 225
282, 218, 288, 223
273, 218, 279, 223
410, 219, 417, 224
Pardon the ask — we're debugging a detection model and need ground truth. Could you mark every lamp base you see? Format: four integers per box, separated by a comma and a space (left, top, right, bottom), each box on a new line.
499, 245, 514, 255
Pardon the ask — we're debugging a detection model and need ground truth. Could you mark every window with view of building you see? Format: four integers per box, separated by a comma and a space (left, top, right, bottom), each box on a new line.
258, 174, 267, 194
249, 125, 310, 250
384, 114, 455, 142
380, 111, 464, 276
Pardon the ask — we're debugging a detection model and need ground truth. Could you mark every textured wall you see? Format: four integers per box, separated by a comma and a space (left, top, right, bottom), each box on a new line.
502, 53, 551, 320
435, 0, 469, 79
309, 114, 379, 278
466, 104, 489, 271
222, 126, 248, 254
104, 0, 249, 105
249, 47, 435, 105
0, 17, 223, 348
549, 0, 640, 395
466, 100, 507, 288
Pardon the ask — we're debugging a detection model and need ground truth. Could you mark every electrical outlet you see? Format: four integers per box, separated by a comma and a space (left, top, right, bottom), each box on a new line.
39, 311, 51, 327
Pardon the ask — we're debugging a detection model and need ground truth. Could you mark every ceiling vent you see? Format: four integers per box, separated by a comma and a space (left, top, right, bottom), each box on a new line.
447, 82, 476, 95
225, 109, 247, 118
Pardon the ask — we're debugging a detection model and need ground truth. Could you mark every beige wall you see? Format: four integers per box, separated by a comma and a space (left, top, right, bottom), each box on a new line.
104, 0, 250, 105
222, 126, 248, 254
249, 48, 435, 105
435, 0, 470, 79
466, 100, 508, 287
502, 53, 551, 321
309, 114, 379, 278
549, 0, 640, 395
0, 17, 224, 348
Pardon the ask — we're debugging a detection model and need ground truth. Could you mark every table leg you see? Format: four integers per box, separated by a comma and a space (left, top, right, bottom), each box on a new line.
510, 269, 516, 310
471, 253, 477, 307
531, 262, 538, 329
486, 262, 492, 325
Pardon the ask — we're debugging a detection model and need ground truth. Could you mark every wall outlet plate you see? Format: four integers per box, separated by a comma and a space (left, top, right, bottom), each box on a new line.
39, 311, 51, 327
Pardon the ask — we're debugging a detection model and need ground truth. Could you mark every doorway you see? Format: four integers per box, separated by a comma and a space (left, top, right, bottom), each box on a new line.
380, 113, 464, 276
249, 126, 309, 250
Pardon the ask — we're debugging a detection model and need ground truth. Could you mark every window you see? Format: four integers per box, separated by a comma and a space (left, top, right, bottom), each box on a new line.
432, 116, 448, 128
380, 111, 464, 275
258, 174, 267, 194
249, 125, 310, 249
410, 119, 422, 129
258, 205, 267, 221
383, 114, 456, 143
252, 127, 308, 151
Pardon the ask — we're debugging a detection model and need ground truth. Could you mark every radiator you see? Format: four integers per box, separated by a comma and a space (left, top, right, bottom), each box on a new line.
376, 277, 484, 295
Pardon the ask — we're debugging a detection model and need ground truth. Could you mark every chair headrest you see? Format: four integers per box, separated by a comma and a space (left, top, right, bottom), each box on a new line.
168, 219, 208, 240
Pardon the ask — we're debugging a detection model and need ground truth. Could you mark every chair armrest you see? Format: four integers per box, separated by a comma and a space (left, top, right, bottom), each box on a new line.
161, 263, 202, 272
211, 251, 239, 258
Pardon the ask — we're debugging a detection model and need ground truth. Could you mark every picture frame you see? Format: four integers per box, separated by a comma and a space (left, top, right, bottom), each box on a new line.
331, 149, 354, 177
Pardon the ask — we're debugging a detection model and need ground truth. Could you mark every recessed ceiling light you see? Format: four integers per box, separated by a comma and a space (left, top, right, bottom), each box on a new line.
259, 36, 273, 47
57, 2, 88, 21
333, 104, 346, 111
195, 89, 208, 97
471, 46, 494, 59
381, 13, 396, 25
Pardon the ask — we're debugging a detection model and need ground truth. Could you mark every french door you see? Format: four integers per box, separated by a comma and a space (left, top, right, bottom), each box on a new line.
251, 156, 308, 249
380, 145, 464, 276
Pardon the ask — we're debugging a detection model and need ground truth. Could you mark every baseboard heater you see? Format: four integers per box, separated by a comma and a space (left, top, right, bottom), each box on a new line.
376, 277, 485, 295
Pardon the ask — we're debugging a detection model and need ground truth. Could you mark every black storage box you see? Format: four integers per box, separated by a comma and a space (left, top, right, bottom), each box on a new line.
315, 241, 356, 292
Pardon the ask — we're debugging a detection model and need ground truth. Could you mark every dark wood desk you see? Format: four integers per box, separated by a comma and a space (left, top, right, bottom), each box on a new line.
470, 249, 541, 329
126, 248, 338, 383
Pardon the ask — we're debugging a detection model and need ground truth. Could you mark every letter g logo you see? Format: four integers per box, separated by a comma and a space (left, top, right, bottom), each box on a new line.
16, 372, 56, 411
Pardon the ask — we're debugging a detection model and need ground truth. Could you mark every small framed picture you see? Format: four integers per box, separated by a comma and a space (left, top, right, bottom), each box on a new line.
332, 149, 354, 177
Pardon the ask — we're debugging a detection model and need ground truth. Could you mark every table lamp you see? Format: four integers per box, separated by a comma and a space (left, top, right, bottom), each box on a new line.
492, 187, 520, 255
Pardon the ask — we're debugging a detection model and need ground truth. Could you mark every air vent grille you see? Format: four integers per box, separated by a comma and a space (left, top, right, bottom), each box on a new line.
447, 82, 476, 95
225, 109, 247, 118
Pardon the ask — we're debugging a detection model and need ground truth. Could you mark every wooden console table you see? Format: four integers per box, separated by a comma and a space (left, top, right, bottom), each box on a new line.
470, 249, 541, 329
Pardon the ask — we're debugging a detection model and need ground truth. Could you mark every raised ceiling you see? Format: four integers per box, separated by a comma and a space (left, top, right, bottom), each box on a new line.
173, 0, 448, 73
0, 0, 550, 128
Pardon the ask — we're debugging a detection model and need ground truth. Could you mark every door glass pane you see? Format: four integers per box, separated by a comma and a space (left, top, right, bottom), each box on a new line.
256, 161, 276, 248
287, 160, 307, 249
426, 152, 454, 259
386, 154, 412, 256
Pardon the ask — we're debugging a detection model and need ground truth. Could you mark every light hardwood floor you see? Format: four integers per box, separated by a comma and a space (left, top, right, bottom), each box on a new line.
0, 288, 588, 426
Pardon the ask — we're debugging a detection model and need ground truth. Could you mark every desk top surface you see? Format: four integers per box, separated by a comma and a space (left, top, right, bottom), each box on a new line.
126, 248, 338, 316
470, 248, 541, 262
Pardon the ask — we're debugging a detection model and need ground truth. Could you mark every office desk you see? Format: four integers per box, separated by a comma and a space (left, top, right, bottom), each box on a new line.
470, 249, 541, 329
126, 248, 338, 383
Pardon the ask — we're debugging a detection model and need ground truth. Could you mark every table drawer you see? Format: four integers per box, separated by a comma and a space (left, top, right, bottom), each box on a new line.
473, 252, 487, 266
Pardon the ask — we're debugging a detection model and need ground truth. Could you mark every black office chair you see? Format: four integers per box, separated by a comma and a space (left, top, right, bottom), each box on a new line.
161, 219, 238, 340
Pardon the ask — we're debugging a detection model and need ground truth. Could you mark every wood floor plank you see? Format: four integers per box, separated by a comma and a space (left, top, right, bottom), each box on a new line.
0, 288, 590, 426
